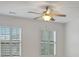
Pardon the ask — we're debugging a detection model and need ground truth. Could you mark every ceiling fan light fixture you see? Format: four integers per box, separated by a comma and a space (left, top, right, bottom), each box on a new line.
42, 15, 51, 21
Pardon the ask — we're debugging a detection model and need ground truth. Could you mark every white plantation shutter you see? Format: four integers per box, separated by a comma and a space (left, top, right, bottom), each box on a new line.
40, 30, 56, 56
0, 26, 21, 57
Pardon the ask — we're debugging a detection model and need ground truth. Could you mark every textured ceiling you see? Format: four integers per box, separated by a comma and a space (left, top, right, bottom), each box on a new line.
0, 1, 79, 23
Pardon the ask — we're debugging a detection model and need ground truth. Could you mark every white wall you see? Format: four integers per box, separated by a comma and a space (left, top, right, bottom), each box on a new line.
65, 18, 79, 57
0, 15, 65, 57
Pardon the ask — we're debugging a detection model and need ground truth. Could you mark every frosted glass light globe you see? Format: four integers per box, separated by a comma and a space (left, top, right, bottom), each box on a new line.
42, 15, 51, 21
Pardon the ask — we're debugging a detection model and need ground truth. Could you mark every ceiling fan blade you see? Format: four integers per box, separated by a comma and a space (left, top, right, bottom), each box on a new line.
50, 18, 55, 21
33, 16, 41, 20
27, 11, 41, 14
52, 12, 66, 17
56, 14, 66, 17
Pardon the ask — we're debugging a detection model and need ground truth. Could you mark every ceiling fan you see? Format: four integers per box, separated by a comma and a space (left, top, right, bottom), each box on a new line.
27, 5, 66, 22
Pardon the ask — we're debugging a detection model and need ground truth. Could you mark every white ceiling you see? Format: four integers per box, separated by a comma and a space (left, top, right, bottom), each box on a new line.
0, 1, 79, 23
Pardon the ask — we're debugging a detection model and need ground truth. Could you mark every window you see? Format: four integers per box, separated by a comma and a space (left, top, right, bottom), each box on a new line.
40, 30, 56, 56
0, 26, 21, 57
